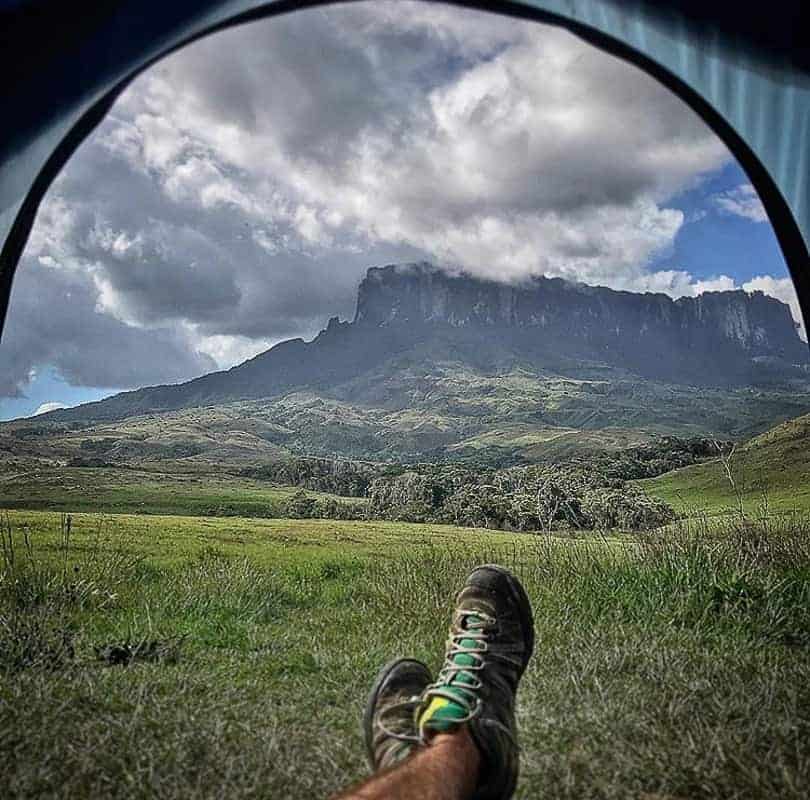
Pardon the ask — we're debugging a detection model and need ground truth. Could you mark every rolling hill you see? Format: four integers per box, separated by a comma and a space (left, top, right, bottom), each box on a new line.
641, 412, 810, 515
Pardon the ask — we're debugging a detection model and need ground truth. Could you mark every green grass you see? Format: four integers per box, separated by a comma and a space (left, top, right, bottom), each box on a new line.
0, 466, 361, 517
2, 510, 810, 798
642, 413, 810, 517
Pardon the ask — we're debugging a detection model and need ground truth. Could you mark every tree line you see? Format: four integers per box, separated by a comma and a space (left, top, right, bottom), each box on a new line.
248, 437, 727, 532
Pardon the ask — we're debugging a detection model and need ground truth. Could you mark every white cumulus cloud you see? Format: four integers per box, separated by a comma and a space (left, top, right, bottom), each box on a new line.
712, 183, 768, 222
33, 402, 68, 416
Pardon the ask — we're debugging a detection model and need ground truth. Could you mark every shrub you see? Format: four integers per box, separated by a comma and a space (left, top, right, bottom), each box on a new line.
283, 490, 318, 518
581, 486, 676, 531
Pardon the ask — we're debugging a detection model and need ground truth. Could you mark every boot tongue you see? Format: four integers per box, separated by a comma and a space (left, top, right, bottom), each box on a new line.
418, 614, 482, 735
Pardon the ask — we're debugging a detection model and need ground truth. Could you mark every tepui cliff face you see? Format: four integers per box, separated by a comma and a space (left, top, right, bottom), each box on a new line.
354, 263, 803, 359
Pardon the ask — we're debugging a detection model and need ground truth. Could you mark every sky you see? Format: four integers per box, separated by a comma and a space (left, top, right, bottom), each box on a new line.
0, 1, 803, 421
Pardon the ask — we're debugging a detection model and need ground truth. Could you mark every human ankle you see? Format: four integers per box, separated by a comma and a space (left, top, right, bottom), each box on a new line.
428, 727, 479, 761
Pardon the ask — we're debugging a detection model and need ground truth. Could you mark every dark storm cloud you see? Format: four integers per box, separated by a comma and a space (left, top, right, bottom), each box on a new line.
0, 256, 216, 396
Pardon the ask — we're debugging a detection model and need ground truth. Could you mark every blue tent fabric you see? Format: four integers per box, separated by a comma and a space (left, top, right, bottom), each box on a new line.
1, 0, 808, 336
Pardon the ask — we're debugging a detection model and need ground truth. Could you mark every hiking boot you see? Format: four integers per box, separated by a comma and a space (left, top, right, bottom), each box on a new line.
417, 564, 534, 800
363, 658, 432, 772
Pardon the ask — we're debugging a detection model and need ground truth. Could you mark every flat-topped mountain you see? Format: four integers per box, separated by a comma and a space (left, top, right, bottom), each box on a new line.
44, 262, 808, 425
5, 263, 810, 468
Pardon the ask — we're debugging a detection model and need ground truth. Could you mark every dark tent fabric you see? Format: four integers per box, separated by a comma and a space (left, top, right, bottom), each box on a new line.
1, 0, 808, 338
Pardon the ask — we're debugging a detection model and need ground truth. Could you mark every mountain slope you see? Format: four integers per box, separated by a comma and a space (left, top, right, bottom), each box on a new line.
641, 413, 810, 515
5, 360, 810, 472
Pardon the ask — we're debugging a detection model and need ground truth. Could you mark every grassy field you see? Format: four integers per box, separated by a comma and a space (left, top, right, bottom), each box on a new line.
0, 466, 360, 517
2, 509, 810, 798
641, 413, 810, 517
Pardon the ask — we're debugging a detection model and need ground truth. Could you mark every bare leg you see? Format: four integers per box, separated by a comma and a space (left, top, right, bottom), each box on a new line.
332, 728, 481, 800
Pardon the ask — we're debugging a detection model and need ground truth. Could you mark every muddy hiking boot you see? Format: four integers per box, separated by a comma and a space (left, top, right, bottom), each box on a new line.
363, 658, 432, 772
417, 564, 535, 800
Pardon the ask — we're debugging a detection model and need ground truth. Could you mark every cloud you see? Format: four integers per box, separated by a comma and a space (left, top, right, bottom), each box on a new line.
690, 275, 737, 294
712, 183, 768, 222
96, 4, 728, 290
34, 402, 68, 416
3, 1, 740, 397
0, 254, 217, 397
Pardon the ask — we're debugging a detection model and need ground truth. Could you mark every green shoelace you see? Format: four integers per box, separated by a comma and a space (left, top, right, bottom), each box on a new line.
417, 610, 494, 737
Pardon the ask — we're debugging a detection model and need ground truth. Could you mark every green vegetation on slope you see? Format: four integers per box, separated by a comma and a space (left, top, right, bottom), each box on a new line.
2, 511, 810, 798
641, 413, 810, 516
5, 366, 810, 468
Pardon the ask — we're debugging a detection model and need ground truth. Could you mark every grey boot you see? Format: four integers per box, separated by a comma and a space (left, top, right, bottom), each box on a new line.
363, 658, 432, 772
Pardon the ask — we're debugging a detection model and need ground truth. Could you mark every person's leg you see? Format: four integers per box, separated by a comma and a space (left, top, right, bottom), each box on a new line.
414, 564, 535, 800
333, 727, 480, 800
337, 565, 534, 800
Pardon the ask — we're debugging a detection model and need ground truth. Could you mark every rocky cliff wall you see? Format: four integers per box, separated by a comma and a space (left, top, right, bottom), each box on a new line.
354, 262, 806, 362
